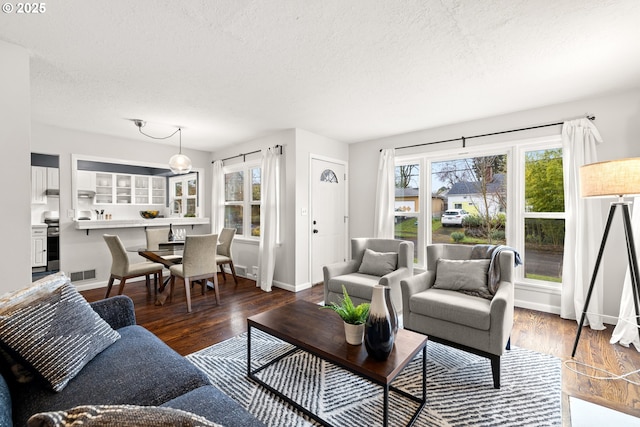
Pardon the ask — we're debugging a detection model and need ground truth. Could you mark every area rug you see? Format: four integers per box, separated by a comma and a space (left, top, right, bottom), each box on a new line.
186, 330, 561, 426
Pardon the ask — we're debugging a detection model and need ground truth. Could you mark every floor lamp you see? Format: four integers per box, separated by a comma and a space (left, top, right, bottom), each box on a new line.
571, 157, 640, 358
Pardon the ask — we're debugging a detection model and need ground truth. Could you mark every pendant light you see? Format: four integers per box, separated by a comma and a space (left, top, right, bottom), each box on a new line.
168, 128, 192, 174
133, 119, 192, 174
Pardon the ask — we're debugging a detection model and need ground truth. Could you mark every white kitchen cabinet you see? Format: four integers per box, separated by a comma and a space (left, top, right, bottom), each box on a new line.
31, 226, 47, 267
77, 170, 96, 191
31, 166, 47, 204
47, 167, 59, 190
95, 173, 113, 204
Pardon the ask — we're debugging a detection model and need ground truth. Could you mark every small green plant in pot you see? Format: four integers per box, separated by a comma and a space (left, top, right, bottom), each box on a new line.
322, 285, 370, 345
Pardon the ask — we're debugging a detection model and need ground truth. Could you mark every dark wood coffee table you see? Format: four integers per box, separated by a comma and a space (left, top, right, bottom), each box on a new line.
247, 300, 427, 427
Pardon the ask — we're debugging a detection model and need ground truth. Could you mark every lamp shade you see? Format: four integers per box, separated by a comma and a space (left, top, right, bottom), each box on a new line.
169, 153, 192, 175
580, 157, 640, 198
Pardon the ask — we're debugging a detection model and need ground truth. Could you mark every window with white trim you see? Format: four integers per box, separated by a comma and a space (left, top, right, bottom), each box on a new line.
224, 162, 261, 238
395, 135, 564, 287
169, 172, 198, 217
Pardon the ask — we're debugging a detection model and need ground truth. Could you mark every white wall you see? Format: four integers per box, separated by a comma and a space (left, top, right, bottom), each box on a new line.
0, 40, 31, 294
349, 89, 640, 318
30, 123, 213, 290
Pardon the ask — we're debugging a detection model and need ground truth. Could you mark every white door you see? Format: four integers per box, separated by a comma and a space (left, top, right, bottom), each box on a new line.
311, 158, 347, 284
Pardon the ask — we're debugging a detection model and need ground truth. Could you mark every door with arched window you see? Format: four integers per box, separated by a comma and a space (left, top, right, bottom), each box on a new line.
310, 158, 347, 285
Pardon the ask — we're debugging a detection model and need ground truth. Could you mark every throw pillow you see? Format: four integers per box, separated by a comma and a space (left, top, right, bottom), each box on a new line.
358, 249, 398, 276
433, 259, 491, 297
27, 404, 223, 427
0, 272, 120, 392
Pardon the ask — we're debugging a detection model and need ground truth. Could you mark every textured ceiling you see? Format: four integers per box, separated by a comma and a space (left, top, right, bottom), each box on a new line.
1, 0, 639, 151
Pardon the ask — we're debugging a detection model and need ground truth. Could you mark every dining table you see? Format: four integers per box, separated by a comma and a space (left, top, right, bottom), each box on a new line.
127, 241, 185, 293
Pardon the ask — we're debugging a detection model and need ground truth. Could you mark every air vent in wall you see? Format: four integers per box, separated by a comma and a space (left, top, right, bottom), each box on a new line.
70, 269, 96, 282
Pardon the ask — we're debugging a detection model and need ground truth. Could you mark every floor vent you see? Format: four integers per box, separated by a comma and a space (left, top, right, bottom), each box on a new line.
70, 269, 96, 282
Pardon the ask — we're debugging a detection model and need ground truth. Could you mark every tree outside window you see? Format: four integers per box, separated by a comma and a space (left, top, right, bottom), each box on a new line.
523, 148, 564, 282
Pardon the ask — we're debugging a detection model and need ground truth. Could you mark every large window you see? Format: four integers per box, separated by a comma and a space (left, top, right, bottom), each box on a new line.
224, 163, 261, 238
431, 154, 507, 246
395, 135, 564, 287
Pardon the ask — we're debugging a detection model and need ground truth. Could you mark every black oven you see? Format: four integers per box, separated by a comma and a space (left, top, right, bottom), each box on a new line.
44, 219, 59, 271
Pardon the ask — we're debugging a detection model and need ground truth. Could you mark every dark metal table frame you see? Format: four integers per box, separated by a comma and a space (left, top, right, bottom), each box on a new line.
247, 318, 427, 427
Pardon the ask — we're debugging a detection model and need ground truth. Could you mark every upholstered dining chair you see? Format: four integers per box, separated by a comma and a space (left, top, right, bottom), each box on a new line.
103, 234, 164, 298
216, 228, 238, 285
400, 244, 516, 388
168, 234, 220, 313
145, 228, 183, 262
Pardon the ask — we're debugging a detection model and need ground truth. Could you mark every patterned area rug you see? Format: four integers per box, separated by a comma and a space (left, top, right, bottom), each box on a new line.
187, 330, 561, 426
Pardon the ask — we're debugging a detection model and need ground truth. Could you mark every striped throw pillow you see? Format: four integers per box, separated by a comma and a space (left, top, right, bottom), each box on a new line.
0, 272, 120, 392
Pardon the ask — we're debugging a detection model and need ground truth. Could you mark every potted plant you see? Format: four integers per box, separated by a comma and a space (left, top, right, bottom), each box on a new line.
322, 285, 370, 345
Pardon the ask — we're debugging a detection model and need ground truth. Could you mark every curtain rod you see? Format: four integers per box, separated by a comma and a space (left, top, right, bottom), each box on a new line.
212, 145, 282, 164
383, 115, 595, 152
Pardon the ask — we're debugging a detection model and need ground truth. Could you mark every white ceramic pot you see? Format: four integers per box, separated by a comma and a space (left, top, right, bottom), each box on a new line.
344, 322, 364, 345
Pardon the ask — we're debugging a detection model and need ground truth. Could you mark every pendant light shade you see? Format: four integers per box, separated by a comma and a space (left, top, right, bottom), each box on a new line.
169, 128, 192, 174
169, 152, 192, 174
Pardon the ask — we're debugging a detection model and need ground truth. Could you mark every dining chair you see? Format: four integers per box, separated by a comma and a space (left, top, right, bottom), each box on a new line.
216, 228, 238, 285
145, 228, 183, 262
103, 234, 164, 298
168, 234, 220, 313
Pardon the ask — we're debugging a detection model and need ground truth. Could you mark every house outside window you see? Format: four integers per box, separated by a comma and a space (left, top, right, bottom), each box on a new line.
224, 162, 261, 238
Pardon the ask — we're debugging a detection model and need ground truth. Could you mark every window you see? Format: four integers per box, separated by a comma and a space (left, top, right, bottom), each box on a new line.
396, 135, 564, 287
522, 148, 564, 283
169, 173, 198, 217
394, 162, 420, 261
431, 154, 507, 246
224, 163, 261, 238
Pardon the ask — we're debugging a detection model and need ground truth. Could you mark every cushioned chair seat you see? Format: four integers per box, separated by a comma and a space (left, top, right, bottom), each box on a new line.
409, 289, 491, 330
328, 273, 383, 301
10, 325, 210, 427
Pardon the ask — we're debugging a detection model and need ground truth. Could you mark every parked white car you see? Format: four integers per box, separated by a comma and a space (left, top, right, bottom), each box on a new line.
441, 209, 470, 227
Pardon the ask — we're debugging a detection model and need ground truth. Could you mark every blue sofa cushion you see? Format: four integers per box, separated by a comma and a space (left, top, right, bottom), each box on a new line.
0, 374, 11, 427
162, 385, 266, 427
9, 325, 210, 427
27, 404, 223, 427
0, 273, 120, 392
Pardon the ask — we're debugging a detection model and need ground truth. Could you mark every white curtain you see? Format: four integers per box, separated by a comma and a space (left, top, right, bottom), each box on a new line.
257, 146, 280, 292
374, 148, 395, 238
561, 118, 605, 330
611, 196, 640, 351
210, 160, 225, 233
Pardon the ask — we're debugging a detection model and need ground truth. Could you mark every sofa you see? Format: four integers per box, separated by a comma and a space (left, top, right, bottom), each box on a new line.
0, 273, 263, 427
323, 238, 414, 313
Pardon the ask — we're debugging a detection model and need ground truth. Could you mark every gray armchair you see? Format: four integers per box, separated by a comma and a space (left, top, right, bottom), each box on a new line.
323, 238, 414, 313
400, 244, 515, 388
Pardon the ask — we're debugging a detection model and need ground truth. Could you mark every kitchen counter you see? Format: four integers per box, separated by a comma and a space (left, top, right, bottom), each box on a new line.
74, 217, 210, 234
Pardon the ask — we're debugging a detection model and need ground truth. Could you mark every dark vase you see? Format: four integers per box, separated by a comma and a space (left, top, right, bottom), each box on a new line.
364, 285, 395, 361
168, 224, 174, 242
383, 285, 398, 336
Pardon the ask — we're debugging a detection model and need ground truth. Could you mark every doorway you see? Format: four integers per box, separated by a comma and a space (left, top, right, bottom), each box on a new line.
310, 157, 347, 285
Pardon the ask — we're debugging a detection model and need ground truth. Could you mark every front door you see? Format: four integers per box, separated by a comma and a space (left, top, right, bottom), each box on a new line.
310, 158, 347, 285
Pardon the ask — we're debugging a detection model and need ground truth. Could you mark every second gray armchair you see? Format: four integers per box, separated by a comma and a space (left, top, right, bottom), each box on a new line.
323, 238, 414, 313
401, 244, 516, 388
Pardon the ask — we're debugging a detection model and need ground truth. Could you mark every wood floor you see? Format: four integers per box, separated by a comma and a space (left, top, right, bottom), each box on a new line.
81, 275, 640, 424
